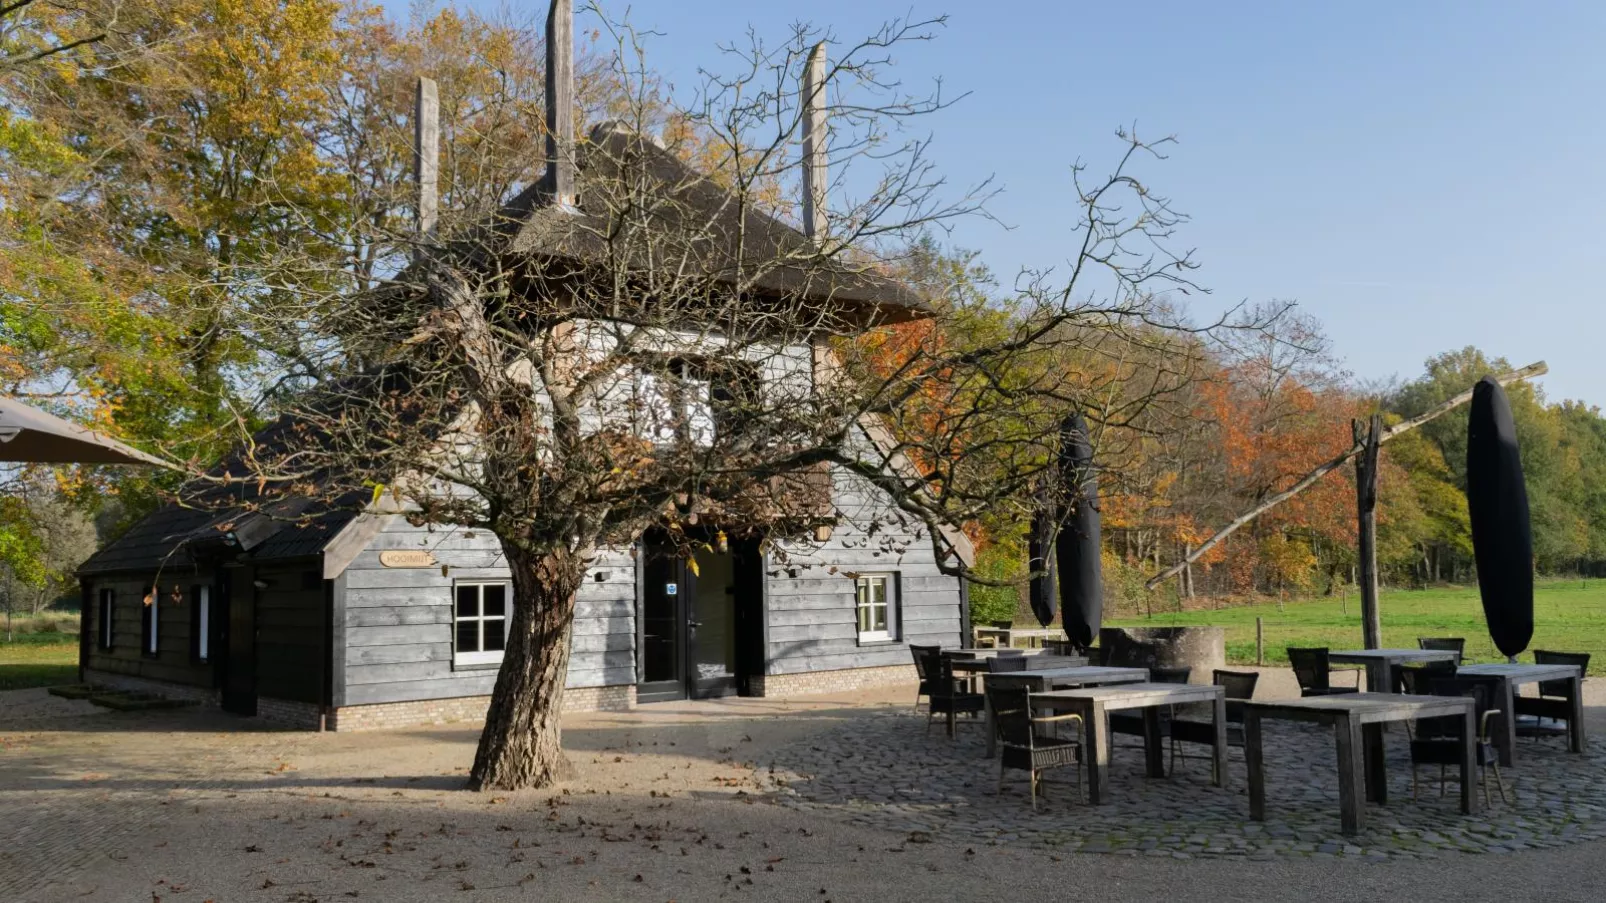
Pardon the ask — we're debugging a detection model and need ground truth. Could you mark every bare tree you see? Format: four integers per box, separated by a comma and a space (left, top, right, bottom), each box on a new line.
189, 5, 1220, 791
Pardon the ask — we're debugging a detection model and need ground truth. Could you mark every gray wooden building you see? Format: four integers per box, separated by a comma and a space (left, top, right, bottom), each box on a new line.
75, 4, 971, 729
77, 418, 970, 729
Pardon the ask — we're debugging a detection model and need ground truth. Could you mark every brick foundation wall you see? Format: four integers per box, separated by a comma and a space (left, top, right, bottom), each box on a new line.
751, 664, 915, 697
256, 696, 323, 729
83, 669, 220, 707
328, 684, 635, 732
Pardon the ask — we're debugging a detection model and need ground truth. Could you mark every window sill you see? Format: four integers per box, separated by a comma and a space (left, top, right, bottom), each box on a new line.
452, 659, 504, 672
856, 637, 900, 648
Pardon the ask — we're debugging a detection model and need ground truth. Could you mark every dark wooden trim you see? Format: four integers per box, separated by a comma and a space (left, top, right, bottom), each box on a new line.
78, 578, 92, 682
321, 575, 335, 729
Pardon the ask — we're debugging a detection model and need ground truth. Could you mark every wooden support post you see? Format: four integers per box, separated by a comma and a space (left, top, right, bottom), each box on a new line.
543, 0, 576, 208
1255, 617, 1264, 666
1353, 414, 1383, 650
413, 76, 439, 240
800, 41, 828, 244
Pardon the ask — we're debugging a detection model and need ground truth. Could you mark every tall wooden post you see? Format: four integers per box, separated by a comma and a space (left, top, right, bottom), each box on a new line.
1353, 414, 1383, 649
543, 0, 576, 208
800, 41, 828, 243
413, 76, 439, 240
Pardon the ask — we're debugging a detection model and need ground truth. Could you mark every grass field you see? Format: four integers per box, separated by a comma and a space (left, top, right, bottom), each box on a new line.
1109, 579, 1606, 675
0, 632, 79, 691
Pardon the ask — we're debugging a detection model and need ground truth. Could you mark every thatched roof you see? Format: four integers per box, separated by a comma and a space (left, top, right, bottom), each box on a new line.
493, 122, 930, 325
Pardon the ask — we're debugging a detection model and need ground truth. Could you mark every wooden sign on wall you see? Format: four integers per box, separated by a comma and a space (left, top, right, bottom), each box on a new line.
379, 550, 438, 568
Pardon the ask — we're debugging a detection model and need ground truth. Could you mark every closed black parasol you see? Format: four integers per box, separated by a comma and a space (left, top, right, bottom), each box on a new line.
1027, 503, 1058, 627
1466, 376, 1534, 659
1055, 412, 1104, 651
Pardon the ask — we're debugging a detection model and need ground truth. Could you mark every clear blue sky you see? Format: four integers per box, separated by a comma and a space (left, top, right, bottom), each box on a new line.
388, 1, 1606, 406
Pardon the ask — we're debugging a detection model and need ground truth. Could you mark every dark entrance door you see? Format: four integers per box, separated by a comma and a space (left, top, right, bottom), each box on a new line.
219, 567, 257, 715
637, 531, 763, 702
637, 539, 686, 703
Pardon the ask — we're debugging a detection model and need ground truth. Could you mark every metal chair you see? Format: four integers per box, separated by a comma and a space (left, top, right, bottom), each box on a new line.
909, 644, 941, 713
918, 647, 985, 739
1411, 674, 1509, 805
1170, 669, 1259, 781
1287, 647, 1360, 697
986, 685, 1084, 811
1417, 637, 1466, 665
1514, 650, 1591, 738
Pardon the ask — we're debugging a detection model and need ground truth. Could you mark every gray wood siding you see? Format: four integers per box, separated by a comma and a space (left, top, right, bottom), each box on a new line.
336, 518, 636, 706
763, 442, 964, 676
252, 562, 326, 703
82, 573, 214, 688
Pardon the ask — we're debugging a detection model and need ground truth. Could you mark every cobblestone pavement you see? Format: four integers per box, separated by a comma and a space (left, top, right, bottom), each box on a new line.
761, 708, 1606, 860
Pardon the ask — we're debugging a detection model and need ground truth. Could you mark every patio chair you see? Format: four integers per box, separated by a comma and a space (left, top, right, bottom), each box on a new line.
909, 644, 942, 712
986, 654, 1030, 673
1398, 660, 1457, 738
1287, 647, 1360, 697
1417, 637, 1466, 665
986, 684, 1084, 811
1411, 674, 1509, 805
1170, 669, 1259, 781
1110, 666, 1192, 756
1399, 660, 1458, 696
1514, 650, 1591, 738
918, 647, 985, 739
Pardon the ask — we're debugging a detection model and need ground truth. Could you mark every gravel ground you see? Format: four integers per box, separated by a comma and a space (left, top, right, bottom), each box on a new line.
6, 672, 1606, 902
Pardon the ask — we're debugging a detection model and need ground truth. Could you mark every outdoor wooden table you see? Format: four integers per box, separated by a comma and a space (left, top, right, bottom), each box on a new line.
1032, 682, 1227, 804
978, 665, 1138, 755
1328, 648, 1459, 694
1459, 662, 1585, 766
945, 647, 1049, 660
1242, 693, 1479, 836
974, 626, 1064, 648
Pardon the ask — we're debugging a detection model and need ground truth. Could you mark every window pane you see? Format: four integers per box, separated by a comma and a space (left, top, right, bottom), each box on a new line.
456, 619, 480, 653
456, 585, 478, 618
873, 603, 888, 632
871, 578, 886, 604
483, 618, 506, 652
857, 604, 871, 632
482, 584, 506, 617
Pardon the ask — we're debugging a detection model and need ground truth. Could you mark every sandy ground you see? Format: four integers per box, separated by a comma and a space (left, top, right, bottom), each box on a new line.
6, 670, 1606, 902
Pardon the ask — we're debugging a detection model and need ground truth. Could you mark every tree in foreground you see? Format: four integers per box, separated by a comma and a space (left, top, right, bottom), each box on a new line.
186, 3, 1217, 791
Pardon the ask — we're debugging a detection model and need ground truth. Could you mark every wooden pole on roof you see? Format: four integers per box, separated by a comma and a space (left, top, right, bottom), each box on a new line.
801, 41, 828, 244
414, 76, 439, 240
544, 0, 576, 208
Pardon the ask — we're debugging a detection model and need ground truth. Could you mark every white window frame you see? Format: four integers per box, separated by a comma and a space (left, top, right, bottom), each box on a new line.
144, 587, 159, 656
855, 574, 896, 643
454, 581, 511, 667
197, 586, 211, 662
99, 588, 114, 650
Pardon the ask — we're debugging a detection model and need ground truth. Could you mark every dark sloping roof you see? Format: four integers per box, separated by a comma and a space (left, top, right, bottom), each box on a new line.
77, 382, 389, 577
497, 123, 928, 324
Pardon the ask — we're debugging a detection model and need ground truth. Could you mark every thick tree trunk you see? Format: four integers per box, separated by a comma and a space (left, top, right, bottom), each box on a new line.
469, 542, 588, 791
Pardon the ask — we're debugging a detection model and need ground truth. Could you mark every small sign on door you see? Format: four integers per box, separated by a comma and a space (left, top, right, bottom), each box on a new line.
665, 582, 678, 596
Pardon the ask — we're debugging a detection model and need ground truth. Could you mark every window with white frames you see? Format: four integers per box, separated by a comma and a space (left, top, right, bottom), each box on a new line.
195, 586, 211, 662
98, 588, 114, 650
455, 582, 510, 667
855, 574, 896, 643
140, 585, 158, 657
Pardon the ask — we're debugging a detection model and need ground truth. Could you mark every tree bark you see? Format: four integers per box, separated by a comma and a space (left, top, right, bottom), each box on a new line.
469, 542, 588, 791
